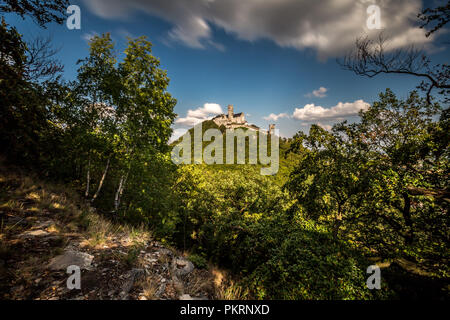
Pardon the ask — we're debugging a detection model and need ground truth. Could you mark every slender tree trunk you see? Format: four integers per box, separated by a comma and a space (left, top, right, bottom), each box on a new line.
91, 155, 111, 202
114, 168, 129, 212
333, 215, 343, 240
333, 202, 343, 240
402, 192, 414, 245
183, 210, 187, 252
114, 175, 124, 212
85, 153, 91, 198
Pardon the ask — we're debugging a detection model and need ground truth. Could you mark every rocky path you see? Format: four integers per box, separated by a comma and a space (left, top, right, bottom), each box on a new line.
0, 205, 214, 300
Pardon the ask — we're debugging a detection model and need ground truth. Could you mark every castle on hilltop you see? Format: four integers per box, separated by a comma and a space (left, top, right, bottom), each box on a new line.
212, 105, 275, 133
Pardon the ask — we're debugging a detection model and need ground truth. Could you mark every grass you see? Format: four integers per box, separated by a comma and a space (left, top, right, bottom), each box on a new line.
0, 160, 239, 300
138, 275, 160, 299
124, 246, 141, 267
0, 161, 151, 253
211, 268, 248, 300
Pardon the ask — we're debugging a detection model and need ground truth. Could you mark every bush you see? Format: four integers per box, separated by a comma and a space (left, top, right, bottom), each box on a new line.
188, 253, 208, 269
166, 164, 393, 299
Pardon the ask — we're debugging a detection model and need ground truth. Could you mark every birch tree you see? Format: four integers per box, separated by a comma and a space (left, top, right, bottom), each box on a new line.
76, 33, 119, 200
113, 36, 177, 212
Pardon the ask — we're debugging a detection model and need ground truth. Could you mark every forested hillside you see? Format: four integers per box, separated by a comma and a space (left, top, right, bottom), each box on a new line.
0, 0, 448, 300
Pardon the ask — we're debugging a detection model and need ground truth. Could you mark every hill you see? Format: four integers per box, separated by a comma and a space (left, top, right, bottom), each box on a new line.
171, 120, 299, 185
0, 162, 237, 300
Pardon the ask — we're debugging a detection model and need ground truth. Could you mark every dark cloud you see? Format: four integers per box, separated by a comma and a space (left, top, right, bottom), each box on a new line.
82, 0, 432, 58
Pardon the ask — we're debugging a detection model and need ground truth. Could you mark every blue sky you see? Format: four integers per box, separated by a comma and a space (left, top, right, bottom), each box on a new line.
4, 0, 449, 140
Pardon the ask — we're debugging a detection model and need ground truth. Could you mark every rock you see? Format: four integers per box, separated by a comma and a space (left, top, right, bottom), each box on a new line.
155, 283, 166, 298
45, 235, 64, 245
19, 229, 50, 239
176, 260, 188, 267
172, 275, 185, 294
144, 253, 158, 263
120, 268, 145, 300
33, 220, 54, 230
145, 255, 158, 263
158, 248, 172, 256
173, 258, 194, 277
11, 285, 24, 295
47, 250, 94, 270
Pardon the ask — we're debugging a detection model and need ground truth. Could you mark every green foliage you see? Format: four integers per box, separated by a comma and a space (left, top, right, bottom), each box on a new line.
0, 18, 64, 166
171, 119, 295, 178
1, 29, 178, 223
287, 89, 449, 276
242, 222, 392, 299
125, 246, 141, 267
49, 34, 178, 218
0, 0, 69, 27
1, 4, 448, 300
188, 253, 208, 269
155, 163, 391, 299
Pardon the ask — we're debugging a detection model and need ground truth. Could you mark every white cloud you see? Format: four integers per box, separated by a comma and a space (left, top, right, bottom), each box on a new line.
263, 113, 290, 121
317, 122, 333, 131
306, 87, 328, 98
82, 0, 433, 57
175, 118, 202, 126
169, 128, 188, 143
81, 31, 98, 42
168, 16, 211, 49
175, 103, 223, 126
292, 100, 370, 121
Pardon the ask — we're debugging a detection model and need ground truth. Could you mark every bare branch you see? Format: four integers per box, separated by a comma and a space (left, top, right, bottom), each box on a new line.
338, 33, 449, 105
418, 1, 450, 37
0, 0, 69, 28
25, 36, 64, 81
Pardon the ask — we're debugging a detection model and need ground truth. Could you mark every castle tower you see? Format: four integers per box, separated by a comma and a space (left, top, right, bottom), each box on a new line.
227, 105, 234, 121
269, 124, 275, 135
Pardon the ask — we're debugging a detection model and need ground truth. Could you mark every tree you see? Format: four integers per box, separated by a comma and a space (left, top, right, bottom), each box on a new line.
286, 125, 372, 240
0, 18, 27, 104
0, 0, 67, 166
418, 0, 450, 37
339, 2, 450, 105
0, 18, 63, 164
287, 89, 448, 267
25, 36, 63, 81
342, 90, 446, 244
338, 33, 449, 104
0, 0, 69, 27
75, 33, 119, 200
113, 36, 177, 212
